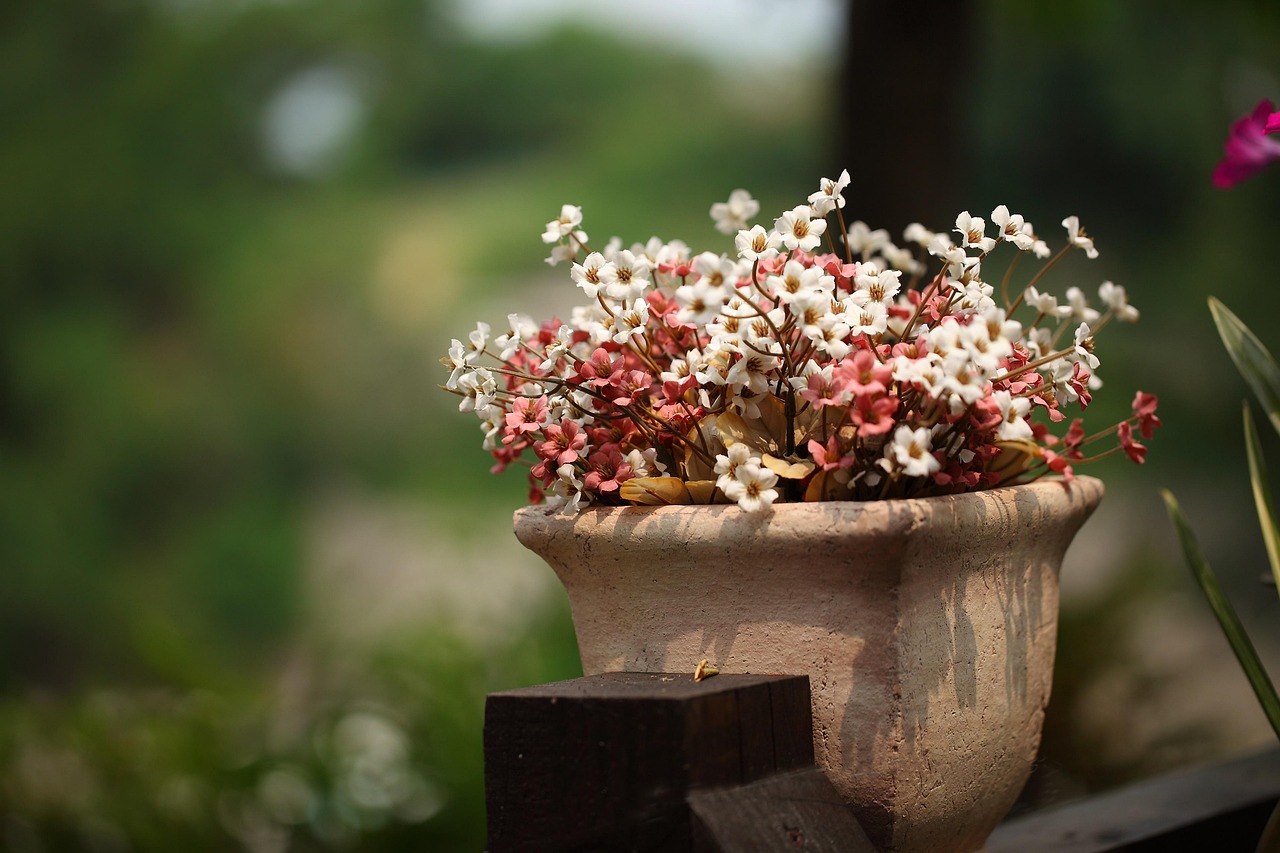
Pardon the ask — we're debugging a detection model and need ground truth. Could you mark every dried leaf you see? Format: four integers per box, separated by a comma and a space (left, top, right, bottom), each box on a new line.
988, 439, 1041, 484
693, 658, 719, 682
619, 477, 692, 506
804, 470, 829, 502
762, 454, 817, 480
686, 480, 718, 505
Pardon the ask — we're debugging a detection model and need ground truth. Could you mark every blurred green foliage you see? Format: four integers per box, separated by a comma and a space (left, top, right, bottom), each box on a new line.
4, 0, 1280, 848
0, 0, 824, 848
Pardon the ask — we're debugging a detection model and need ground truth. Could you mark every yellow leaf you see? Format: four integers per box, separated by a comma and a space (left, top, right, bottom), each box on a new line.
686, 480, 718, 505
762, 454, 817, 480
989, 439, 1041, 484
619, 477, 692, 506
693, 658, 720, 682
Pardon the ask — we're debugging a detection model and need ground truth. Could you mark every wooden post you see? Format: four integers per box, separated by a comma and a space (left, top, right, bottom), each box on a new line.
484, 672, 847, 851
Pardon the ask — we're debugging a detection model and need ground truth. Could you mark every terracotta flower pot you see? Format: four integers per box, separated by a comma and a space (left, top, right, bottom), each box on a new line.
513, 476, 1103, 853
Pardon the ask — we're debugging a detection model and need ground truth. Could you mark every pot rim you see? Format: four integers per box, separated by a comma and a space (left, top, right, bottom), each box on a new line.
513, 474, 1103, 522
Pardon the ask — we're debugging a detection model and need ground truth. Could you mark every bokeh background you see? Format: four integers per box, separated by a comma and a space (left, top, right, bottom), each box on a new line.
4, 0, 1280, 849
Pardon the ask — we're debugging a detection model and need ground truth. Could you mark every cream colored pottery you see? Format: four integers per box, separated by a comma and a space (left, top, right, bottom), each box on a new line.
513, 476, 1103, 853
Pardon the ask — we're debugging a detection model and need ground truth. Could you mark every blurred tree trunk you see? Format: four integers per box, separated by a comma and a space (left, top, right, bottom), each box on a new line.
834, 1, 977, 238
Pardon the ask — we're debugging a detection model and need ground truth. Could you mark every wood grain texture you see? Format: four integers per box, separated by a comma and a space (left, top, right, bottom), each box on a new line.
689, 768, 878, 852
987, 748, 1280, 852
484, 672, 812, 851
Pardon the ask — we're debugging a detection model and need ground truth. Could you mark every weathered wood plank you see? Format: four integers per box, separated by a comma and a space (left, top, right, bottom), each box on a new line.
689, 767, 878, 853
987, 748, 1280, 852
484, 672, 813, 852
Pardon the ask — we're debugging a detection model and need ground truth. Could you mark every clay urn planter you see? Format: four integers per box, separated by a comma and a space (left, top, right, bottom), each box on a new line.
513, 475, 1104, 853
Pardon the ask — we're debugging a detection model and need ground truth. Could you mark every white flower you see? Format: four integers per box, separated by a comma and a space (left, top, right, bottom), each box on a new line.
571, 252, 610, 298
674, 276, 728, 326
611, 299, 650, 345
1098, 281, 1139, 322
546, 463, 590, 514
1071, 322, 1100, 370
478, 403, 504, 450
955, 211, 997, 253
495, 313, 537, 360
660, 349, 703, 384
710, 189, 760, 235
927, 234, 969, 277
992, 390, 1033, 440
766, 260, 831, 304
456, 367, 497, 413
624, 447, 666, 478
1064, 286, 1101, 325
538, 324, 576, 371
845, 221, 891, 259
714, 443, 755, 491
903, 222, 935, 248
880, 242, 922, 275
545, 242, 580, 267
1062, 215, 1098, 259
600, 249, 652, 300
774, 205, 827, 253
854, 267, 902, 306
726, 350, 781, 396
847, 300, 889, 338
720, 460, 779, 514
735, 224, 782, 262
807, 169, 851, 216
650, 239, 691, 275
444, 338, 473, 390
542, 204, 583, 244
885, 425, 940, 478
1024, 286, 1071, 319
990, 205, 1020, 238
691, 251, 741, 288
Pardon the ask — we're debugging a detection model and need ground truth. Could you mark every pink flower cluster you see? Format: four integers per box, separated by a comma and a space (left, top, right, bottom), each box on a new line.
444, 174, 1160, 513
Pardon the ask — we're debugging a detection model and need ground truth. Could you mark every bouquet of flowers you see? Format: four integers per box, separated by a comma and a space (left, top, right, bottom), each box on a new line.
443, 171, 1159, 513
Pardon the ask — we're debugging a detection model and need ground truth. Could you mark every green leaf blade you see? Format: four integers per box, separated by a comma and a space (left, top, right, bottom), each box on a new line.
1243, 402, 1280, 597
1210, 296, 1280, 439
1161, 488, 1280, 740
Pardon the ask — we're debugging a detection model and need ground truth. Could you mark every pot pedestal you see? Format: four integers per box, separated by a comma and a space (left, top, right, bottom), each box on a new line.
514, 477, 1103, 853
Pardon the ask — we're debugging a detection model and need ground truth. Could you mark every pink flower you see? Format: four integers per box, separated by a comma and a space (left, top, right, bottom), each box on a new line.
1213, 99, 1280, 189
610, 369, 655, 406
1063, 418, 1086, 460
849, 393, 898, 436
1132, 390, 1162, 439
1042, 449, 1075, 483
1117, 421, 1147, 465
836, 349, 893, 398
1069, 363, 1092, 410
578, 348, 623, 388
808, 437, 853, 472
536, 419, 587, 466
582, 445, 634, 493
504, 395, 549, 437
799, 368, 850, 410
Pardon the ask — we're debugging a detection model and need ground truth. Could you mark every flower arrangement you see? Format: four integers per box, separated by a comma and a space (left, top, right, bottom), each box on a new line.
443, 172, 1160, 513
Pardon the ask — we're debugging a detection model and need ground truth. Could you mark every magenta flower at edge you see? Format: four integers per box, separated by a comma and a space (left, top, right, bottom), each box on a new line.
1213, 99, 1280, 189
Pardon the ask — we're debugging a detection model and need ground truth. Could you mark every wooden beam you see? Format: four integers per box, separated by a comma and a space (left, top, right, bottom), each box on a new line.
484, 672, 814, 851
987, 748, 1280, 852
689, 767, 877, 853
